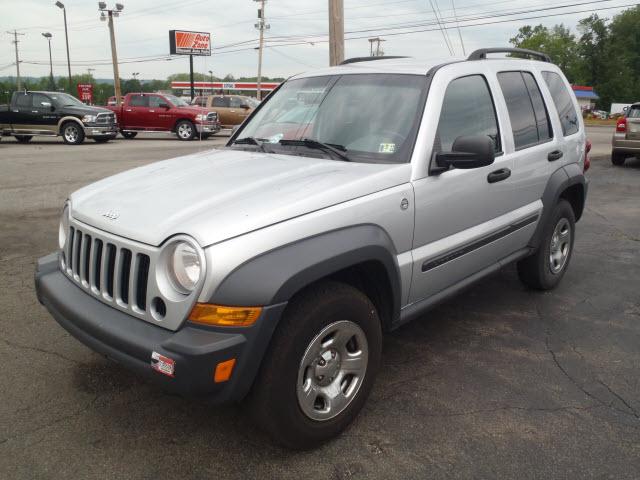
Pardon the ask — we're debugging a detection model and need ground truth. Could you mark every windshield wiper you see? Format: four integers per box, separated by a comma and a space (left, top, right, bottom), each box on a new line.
231, 136, 269, 152
279, 138, 351, 162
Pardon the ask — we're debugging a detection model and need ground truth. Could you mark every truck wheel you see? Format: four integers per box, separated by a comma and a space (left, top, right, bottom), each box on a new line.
611, 150, 626, 166
176, 120, 195, 141
248, 281, 382, 450
61, 122, 85, 145
517, 199, 575, 290
14, 135, 33, 143
121, 131, 137, 139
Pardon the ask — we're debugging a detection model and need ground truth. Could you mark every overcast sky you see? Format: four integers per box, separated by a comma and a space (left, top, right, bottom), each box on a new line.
0, 0, 633, 81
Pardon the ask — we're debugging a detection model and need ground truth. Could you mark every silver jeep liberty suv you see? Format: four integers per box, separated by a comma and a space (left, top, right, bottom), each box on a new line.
36, 48, 588, 449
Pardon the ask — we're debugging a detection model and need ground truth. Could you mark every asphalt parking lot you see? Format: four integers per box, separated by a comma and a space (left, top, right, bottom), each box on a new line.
1, 126, 638, 479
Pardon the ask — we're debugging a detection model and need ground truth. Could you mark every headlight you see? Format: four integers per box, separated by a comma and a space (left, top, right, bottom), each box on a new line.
82, 114, 97, 123
195, 114, 207, 122
58, 203, 70, 249
168, 241, 202, 293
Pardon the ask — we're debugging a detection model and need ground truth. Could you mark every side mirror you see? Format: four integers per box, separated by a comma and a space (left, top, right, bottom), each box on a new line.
159, 103, 170, 109
435, 135, 495, 171
240, 104, 250, 110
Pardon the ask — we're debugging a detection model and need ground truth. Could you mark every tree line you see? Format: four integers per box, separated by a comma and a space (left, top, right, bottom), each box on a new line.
509, 6, 640, 110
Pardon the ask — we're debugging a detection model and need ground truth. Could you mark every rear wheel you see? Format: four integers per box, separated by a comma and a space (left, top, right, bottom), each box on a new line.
14, 135, 32, 143
175, 120, 195, 141
61, 122, 85, 145
248, 281, 382, 450
517, 199, 575, 290
611, 150, 626, 166
121, 131, 137, 139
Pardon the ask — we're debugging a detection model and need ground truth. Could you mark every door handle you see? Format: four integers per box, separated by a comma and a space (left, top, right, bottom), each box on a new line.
125, 109, 132, 112
487, 168, 511, 183
149, 110, 155, 113
547, 150, 563, 161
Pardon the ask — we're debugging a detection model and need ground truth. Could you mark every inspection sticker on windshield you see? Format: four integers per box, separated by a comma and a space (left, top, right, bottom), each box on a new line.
378, 143, 396, 153
151, 351, 175, 377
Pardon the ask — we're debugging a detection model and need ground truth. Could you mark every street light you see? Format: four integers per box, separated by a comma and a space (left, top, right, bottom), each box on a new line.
98, 2, 124, 106
42, 32, 55, 90
55, 2, 72, 93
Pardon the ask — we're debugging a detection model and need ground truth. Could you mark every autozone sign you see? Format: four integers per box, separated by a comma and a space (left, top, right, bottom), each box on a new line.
169, 30, 211, 56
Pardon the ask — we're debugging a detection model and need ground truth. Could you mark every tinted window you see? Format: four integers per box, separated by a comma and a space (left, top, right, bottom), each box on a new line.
435, 75, 500, 153
541, 71, 579, 136
32, 93, 51, 108
229, 97, 244, 108
148, 96, 166, 108
15, 94, 32, 108
627, 106, 640, 119
129, 95, 147, 107
498, 72, 540, 149
212, 97, 229, 107
522, 72, 552, 141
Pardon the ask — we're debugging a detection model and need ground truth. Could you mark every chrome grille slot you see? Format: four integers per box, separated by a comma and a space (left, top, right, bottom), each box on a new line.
73, 230, 82, 279
118, 249, 132, 305
134, 253, 150, 311
105, 243, 116, 299
92, 239, 103, 291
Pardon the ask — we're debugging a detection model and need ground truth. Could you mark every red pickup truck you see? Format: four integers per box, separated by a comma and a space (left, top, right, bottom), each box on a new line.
106, 93, 220, 140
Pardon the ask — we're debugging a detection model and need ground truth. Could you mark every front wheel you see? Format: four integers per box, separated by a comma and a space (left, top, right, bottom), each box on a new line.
61, 122, 85, 145
517, 199, 575, 290
175, 120, 195, 141
14, 135, 33, 143
121, 131, 137, 139
248, 281, 382, 450
611, 150, 626, 166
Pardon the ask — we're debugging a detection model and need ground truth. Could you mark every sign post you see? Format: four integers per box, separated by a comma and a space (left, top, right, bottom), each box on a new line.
169, 30, 211, 101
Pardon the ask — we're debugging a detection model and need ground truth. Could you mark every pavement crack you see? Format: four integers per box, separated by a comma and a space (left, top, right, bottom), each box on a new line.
586, 206, 640, 242
598, 380, 640, 419
0, 337, 83, 365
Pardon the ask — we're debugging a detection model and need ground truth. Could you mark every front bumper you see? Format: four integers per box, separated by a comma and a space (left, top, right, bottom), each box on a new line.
195, 122, 220, 134
35, 253, 285, 402
83, 124, 118, 138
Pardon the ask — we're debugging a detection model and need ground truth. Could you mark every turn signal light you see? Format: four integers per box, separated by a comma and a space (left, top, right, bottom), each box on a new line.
188, 303, 262, 327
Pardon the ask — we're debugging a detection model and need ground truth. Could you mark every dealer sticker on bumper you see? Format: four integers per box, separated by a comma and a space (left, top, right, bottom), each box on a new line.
151, 351, 175, 377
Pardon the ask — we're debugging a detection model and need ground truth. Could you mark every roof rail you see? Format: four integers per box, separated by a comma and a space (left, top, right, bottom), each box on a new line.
467, 48, 551, 63
339, 56, 409, 65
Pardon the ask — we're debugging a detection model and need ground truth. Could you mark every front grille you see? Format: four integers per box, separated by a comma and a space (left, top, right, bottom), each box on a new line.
64, 224, 150, 313
96, 112, 116, 125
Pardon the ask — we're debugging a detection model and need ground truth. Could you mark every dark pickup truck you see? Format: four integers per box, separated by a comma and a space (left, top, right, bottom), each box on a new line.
0, 91, 117, 145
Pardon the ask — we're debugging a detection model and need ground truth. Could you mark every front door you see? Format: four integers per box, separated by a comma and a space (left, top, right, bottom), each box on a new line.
229, 96, 251, 125
124, 94, 149, 130
410, 73, 520, 304
148, 95, 174, 131
210, 96, 231, 126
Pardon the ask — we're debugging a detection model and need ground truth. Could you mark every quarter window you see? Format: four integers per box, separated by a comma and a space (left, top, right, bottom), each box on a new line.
541, 71, 579, 136
435, 75, 501, 154
498, 71, 551, 149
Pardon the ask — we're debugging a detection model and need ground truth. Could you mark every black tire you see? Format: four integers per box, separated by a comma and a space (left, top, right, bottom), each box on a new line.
611, 150, 626, 166
199, 133, 211, 140
175, 120, 196, 141
121, 131, 137, 139
61, 121, 85, 145
248, 281, 382, 450
14, 135, 33, 143
517, 199, 575, 290
93, 137, 111, 143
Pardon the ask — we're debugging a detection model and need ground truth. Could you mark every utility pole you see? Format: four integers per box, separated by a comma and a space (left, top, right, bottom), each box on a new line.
7, 30, 25, 90
328, 0, 344, 66
254, 0, 269, 100
368, 37, 385, 57
55, 2, 72, 93
99, 3, 124, 106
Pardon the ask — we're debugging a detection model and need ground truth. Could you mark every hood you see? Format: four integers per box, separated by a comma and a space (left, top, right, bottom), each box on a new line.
70, 149, 409, 247
63, 105, 112, 116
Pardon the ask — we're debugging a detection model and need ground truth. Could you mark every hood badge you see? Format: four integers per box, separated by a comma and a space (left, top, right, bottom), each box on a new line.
102, 210, 120, 220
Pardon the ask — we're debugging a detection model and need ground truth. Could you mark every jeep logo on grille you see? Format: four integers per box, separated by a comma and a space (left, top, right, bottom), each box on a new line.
102, 210, 120, 220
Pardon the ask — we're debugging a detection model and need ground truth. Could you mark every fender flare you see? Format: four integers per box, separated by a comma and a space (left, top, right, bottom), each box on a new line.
528, 163, 586, 250
57, 116, 84, 134
210, 224, 402, 320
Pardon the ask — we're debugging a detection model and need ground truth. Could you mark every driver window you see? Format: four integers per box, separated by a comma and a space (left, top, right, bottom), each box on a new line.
435, 75, 501, 155
32, 93, 51, 109
229, 97, 244, 108
148, 96, 165, 108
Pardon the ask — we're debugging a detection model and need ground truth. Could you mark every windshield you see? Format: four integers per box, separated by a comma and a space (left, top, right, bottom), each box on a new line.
235, 74, 427, 163
49, 93, 85, 106
164, 94, 189, 107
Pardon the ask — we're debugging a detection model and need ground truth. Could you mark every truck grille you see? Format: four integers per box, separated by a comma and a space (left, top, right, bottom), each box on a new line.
63, 224, 151, 313
96, 112, 116, 125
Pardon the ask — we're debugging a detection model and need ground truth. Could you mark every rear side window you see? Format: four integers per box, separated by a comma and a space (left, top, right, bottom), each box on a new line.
212, 97, 229, 107
541, 71, 579, 136
628, 106, 640, 118
15, 94, 32, 108
129, 95, 147, 107
435, 75, 501, 154
498, 71, 551, 149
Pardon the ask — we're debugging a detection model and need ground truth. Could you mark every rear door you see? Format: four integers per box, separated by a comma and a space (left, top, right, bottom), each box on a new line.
10, 93, 36, 133
123, 94, 149, 130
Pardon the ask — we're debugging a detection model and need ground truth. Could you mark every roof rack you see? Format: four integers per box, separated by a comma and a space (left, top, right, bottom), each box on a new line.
339, 56, 409, 65
467, 48, 551, 63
